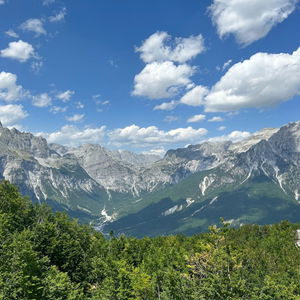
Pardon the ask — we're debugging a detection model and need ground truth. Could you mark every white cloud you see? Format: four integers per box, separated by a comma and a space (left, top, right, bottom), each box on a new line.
205, 47, 300, 112
57, 90, 75, 102
20, 19, 46, 37
218, 126, 226, 131
187, 114, 206, 123
1, 40, 35, 62
43, 0, 55, 4
164, 115, 179, 123
92, 94, 101, 100
133, 31, 205, 101
209, 0, 299, 46
0, 72, 24, 102
109, 124, 207, 147
7, 124, 24, 131
0, 104, 28, 126
5, 30, 19, 38
40, 125, 106, 146
50, 106, 67, 114
217, 59, 233, 71
93, 97, 110, 112
32, 93, 52, 107
49, 8, 67, 22
142, 147, 166, 157
0, 0, 5, 4
153, 100, 179, 111
208, 116, 224, 122
133, 61, 195, 99
136, 31, 205, 63
208, 130, 251, 143
180, 85, 208, 106
76, 101, 84, 109
95, 100, 109, 106
31, 60, 43, 73
66, 114, 84, 122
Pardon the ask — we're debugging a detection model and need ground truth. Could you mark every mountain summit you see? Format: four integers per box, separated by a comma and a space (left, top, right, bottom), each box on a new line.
0, 121, 299, 236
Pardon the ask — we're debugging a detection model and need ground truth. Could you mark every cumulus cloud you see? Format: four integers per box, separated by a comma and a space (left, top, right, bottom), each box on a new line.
57, 90, 75, 102
0, 104, 28, 126
40, 125, 106, 146
208, 116, 224, 122
133, 61, 195, 99
133, 31, 206, 101
208, 130, 251, 143
180, 85, 209, 106
109, 124, 207, 147
218, 126, 226, 131
142, 147, 166, 157
136, 31, 205, 63
1, 40, 35, 62
153, 100, 179, 111
0, 0, 5, 4
32, 93, 52, 107
5, 30, 19, 38
49, 8, 67, 22
187, 114, 206, 123
20, 19, 46, 37
66, 114, 84, 122
205, 47, 300, 112
0, 72, 24, 102
209, 0, 299, 46
39, 123, 208, 149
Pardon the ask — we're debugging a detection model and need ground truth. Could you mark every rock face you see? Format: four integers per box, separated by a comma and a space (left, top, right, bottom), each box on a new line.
0, 127, 108, 223
0, 121, 299, 235
106, 121, 300, 236
178, 122, 300, 209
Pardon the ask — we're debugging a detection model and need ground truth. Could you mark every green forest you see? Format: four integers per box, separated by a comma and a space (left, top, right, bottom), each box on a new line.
1, 180, 300, 300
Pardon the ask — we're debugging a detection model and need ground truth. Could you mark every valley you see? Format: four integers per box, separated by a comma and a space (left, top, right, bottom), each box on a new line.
0, 121, 299, 236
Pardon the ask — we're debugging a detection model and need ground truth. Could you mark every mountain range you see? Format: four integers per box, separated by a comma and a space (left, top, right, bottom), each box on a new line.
0, 121, 299, 236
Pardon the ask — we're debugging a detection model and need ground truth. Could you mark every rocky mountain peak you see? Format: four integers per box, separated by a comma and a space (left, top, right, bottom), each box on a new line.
0, 119, 298, 234
268, 121, 300, 165
49, 143, 70, 156
0, 126, 51, 158
164, 141, 231, 162
229, 127, 279, 153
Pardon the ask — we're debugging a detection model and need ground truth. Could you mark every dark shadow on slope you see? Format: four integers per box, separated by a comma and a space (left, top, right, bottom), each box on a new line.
105, 177, 300, 237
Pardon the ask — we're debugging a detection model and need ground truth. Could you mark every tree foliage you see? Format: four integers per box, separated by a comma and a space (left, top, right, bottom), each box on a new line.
0, 180, 300, 299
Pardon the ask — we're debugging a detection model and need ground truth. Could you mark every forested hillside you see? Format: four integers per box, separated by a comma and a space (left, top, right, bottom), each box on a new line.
1, 180, 300, 299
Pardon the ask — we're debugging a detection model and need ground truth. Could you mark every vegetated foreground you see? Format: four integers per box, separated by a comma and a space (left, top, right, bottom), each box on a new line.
1, 181, 300, 300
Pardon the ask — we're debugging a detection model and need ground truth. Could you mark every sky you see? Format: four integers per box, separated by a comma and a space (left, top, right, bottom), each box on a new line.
0, 0, 300, 155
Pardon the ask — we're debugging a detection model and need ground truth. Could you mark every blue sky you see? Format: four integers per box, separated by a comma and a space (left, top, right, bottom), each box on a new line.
0, 0, 300, 155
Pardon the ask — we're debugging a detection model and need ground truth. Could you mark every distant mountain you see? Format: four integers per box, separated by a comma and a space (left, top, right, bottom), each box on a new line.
0, 121, 299, 236
106, 122, 300, 236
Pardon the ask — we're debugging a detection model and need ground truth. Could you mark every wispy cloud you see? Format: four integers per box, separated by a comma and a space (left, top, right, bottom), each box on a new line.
187, 114, 206, 123
66, 114, 85, 122
57, 90, 75, 102
49, 8, 67, 23
20, 18, 46, 37
32, 93, 52, 107
5, 30, 19, 38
